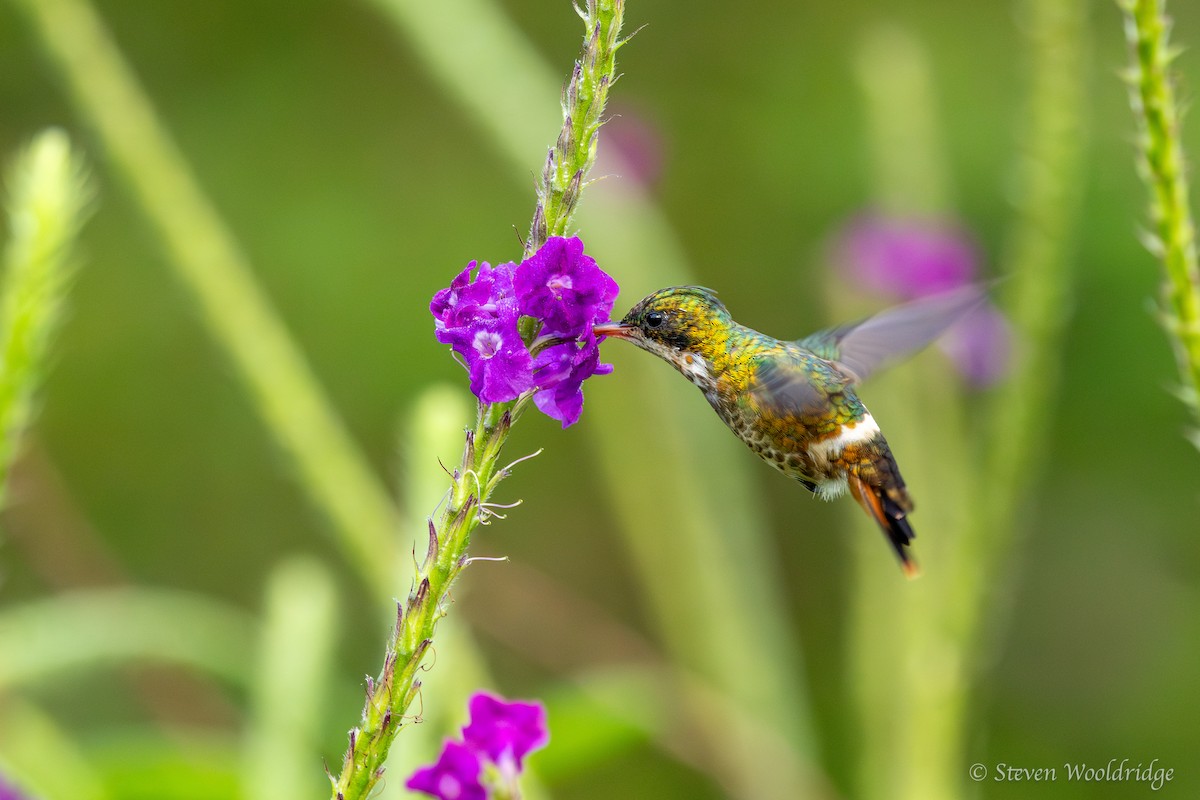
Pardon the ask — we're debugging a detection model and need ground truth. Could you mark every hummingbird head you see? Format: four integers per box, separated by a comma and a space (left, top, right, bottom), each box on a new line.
593, 286, 734, 384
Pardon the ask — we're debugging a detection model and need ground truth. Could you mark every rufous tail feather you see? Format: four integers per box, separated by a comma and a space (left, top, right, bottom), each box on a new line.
848, 473, 920, 579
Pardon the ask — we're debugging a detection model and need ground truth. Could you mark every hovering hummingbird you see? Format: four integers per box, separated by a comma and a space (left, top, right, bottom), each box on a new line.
593, 285, 985, 577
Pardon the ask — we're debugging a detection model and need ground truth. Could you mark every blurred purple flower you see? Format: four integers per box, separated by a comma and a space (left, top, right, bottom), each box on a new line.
838, 213, 979, 299
405, 740, 486, 800
834, 211, 1011, 387
461, 692, 550, 771
515, 236, 620, 339
0, 774, 32, 800
407, 692, 548, 800
593, 107, 666, 188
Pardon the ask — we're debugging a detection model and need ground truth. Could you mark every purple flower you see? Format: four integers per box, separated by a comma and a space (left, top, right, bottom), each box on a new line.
515, 236, 619, 338
405, 740, 486, 800
461, 692, 549, 771
533, 332, 613, 428
406, 692, 549, 800
833, 211, 1011, 387
431, 260, 518, 331
431, 261, 534, 403
431, 239, 620, 418
437, 315, 534, 404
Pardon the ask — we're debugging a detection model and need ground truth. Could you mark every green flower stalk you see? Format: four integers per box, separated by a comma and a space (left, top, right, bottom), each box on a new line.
330, 5, 627, 798
979, 0, 1087, 552
370, 2, 819, 792
841, 3, 1087, 798
968, 0, 1087, 787
330, 400, 528, 800
1120, 0, 1200, 449
527, 0, 628, 254
0, 129, 93, 508
334, 240, 619, 797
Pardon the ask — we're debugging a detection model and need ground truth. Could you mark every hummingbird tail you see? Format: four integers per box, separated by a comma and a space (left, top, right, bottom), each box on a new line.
848, 473, 920, 579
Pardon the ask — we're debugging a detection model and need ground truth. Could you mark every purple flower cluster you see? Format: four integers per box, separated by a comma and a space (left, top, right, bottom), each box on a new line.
406, 692, 549, 800
835, 212, 1011, 387
431, 236, 618, 426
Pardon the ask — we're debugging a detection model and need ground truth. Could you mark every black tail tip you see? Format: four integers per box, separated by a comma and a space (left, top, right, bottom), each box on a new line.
848, 474, 921, 578
890, 514, 919, 578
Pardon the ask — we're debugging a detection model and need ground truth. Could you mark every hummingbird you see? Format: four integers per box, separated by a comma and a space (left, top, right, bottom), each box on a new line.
593, 285, 985, 577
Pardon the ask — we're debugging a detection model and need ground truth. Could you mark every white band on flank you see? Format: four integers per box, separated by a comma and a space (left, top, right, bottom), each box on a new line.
806, 412, 880, 462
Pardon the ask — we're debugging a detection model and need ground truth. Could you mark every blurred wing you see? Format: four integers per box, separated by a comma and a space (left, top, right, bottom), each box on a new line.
744, 352, 849, 417
798, 284, 988, 384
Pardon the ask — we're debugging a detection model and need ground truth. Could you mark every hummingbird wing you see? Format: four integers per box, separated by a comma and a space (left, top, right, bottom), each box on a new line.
743, 349, 856, 418
797, 284, 988, 384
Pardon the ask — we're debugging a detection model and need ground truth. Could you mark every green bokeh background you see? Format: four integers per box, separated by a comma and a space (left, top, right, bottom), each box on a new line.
1, 0, 1198, 798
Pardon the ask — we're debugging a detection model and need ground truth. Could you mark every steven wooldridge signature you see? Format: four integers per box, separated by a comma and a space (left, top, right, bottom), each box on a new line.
970, 759, 1174, 791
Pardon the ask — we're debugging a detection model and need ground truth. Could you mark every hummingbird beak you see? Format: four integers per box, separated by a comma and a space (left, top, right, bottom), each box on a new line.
592, 321, 635, 339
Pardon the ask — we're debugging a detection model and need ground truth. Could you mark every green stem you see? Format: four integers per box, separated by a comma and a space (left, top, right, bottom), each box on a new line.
1120, 0, 1200, 449
386, 385, 480, 786
527, 0, 627, 253
853, 24, 952, 216
11, 0, 400, 600
959, 3, 1087, 798
845, 26, 976, 800
329, 398, 523, 799
369, 1, 820, 794
977, 0, 1087, 566
845, 5, 1088, 799
964, 0, 1087, 781
329, 6, 628, 797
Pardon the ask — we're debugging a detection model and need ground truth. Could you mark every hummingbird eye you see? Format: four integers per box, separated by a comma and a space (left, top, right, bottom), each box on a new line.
644, 310, 665, 329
